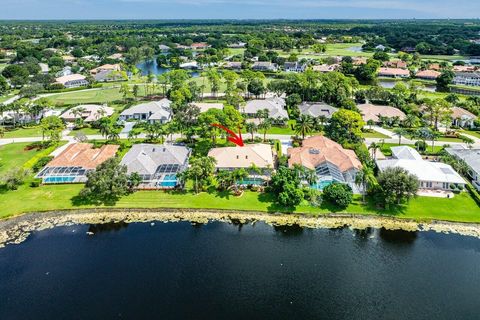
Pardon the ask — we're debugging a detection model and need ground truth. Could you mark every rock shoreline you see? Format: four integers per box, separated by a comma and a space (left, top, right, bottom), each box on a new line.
1, 208, 480, 247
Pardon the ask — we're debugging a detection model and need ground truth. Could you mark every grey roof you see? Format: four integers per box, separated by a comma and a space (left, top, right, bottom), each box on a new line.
120, 144, 190, 175
244, 97, 288, 119
120, 99, 172, 119
298, 102, 338, 118
446, 147, 480, 174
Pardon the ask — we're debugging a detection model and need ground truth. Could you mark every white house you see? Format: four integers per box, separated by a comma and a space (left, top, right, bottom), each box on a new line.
55, 74, 89, 88
376, 146, 466, 192
119, 99, 172, 124
446, 146, 480, 191
453, 72, 480, 87
451, 107, 477, 128
243, 97, 288, 123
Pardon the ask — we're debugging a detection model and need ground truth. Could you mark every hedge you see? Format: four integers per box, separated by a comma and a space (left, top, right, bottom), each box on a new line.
465, 183, 480, 206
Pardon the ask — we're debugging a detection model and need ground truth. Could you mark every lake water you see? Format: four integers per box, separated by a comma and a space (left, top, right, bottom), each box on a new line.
378, 79, 437, 92
1, 221, 479, 319
137, 59, 200, 77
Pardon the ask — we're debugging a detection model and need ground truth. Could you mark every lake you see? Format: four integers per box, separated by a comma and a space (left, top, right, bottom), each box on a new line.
378, 79, 437, 92
137, 59, 200, 77
0, 221, 479, 319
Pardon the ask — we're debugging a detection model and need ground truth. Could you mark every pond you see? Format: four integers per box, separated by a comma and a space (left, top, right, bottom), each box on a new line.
1, 220, 479, 319
136, 58, 200, 77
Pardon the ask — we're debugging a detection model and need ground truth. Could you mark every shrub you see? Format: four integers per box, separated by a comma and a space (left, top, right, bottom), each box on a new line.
322, 183, 353, 209
30, 179, 41, 187
0, 168, 31, 190
466, 184, 480, 206
32, 156, 54, 173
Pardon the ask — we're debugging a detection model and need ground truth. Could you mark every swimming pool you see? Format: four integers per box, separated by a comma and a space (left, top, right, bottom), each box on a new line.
310, 180, 333, 191
43, 176, 76, 183
158, 174, 177, 188
237, 178, 264, 186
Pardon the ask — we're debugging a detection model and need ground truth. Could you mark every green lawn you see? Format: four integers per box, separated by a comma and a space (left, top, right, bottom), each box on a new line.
380, 143, 444, 156
2, 126, 44, 138
0, 142, 45, 174
0, 182, 478, 222
460, 130, 480, 139
68, 127, 101, 136
436, 136, 464, 143
46, 88, 126, 105
362, 130, 390, 138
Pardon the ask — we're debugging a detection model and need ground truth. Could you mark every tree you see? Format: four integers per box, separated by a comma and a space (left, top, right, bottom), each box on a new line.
377, 167, 419, 207
258, 118, 272, 142
0, 168, 30, 190
325, 109, 365, 146
355, 165, 376, 202
322, 182, 353, 209
0, 75, 8, 95
269, 166, 304, 208
79, 158, 138, 205
393, 128, 407, 145
424, 99, 452, 130
436, 69, 454, 92
373, 51, 390, 62
40, 116, 65, 143
294, 114, 314, 139
368, 142, 380, 161
246, 122, 257, 141
184, 156, 217, 193
247, 78, 265, 98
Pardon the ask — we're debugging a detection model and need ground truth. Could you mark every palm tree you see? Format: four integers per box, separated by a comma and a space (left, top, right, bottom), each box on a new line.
393, 128, 407, 145
258, 118, 272, 142
0, 126, 5, 138
98, 117, 112, 139
355, 166, 375, 202
428, 130, 441, 153
304, 169, 318, 186
294, 114, 314, 140
246, 122, 257, 141
368, 142, 380, 161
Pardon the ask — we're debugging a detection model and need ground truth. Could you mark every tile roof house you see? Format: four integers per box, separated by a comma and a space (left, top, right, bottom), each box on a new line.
190, 42, 210, 50
208, 144, 275, 183
252, 61, 278, 72
377, 67, 410, 78
446, 146, 480, 191
453, 72, 480, 87
451, 107, 477, 128
120, 144, 190, 189
312, 64, 339, 73
119, 99, 172, 124
298, 102, 338, 118
36, 143, 119, 184
90, 64, 121, 75
376, 146, 465, 191
453, 65, 476, 73
416, 70, 441, 80
55, 74, 89, 88
244, 97, 288, 123
357, 103, 406, 123
284, 62, 307, 72
224, 61, 242, 70
60, 104, 114, 123
383, 60, 408, 69
191, 102, 224, 113
287, 135, 362, 191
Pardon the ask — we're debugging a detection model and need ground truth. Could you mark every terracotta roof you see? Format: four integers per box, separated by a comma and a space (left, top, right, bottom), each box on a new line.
357, 103, 406, 122
453, 65, 476, 72
288, 135, 362, 172
47, 143, 119, 170
416, 70, 441, 79
383, 60, 408, 69
60, 104, 114, 122
90, 64, 121, 74
55, 74, 86, 85
378, 67, 410, 77
451, 107, 477, 120
208, 144, 274, 169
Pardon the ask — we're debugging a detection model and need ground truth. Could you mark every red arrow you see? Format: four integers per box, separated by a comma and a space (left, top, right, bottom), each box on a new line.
211, 123, 244, 147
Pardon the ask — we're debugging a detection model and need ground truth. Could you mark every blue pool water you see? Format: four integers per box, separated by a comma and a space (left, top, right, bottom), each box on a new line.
43, 176, 76, 183
237, 178, 264, 186
159, 174, 177, 187
311, 180, 333, 190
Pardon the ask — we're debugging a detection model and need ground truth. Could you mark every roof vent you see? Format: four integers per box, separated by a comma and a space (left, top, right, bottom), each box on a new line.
309, 148, 320, 155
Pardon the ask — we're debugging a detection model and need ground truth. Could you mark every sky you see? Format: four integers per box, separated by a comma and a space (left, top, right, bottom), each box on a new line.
1, 0, 480, 20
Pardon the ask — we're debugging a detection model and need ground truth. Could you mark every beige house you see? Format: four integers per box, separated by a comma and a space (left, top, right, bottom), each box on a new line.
377, 67, 410, 78
90, 64, 121, 75
208, 144, 275, 184
191, 102, 224, 113
61, 104, 114, 123
357, 103, 406, 123
55, 74, 88, 88
451, 107, 477, 128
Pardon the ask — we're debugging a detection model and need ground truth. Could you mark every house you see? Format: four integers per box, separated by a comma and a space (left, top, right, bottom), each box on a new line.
158, 44, 171, 52
416, 70, 441, 80
94, 69, 125, 82
298, 102, 338, 119
38, 63, 49, 74
82, 55, 101, 63
375, 44, 387, 51
107, 53, 124, 60
377, 67, 410, 78
228, 42, 246, 48
376, 146, 465, 191
383, 60, 408, 69
90, 64, 121, 75
56, 66, 72, 77
36, 143, 119, 184
190, 102, 223, 113
287, 135, 362, 191
55, 74, 89, 88
453, 72, 480, 87
224, 61, 242, 70
352, 57, 368, 65
244, 97, 288, 123
119, 99, 172, 124
190, 42, 210, 50
446, 146, 480, 191
312, 64, 339, 73
60, 104, 114, 123
208, 144, 275, 184
179, 61, 198, 69
62, 55, 76, 64
429, 63, 441, 71
252, 61, 278, 72
451, 107, 477, 128
284, 62, 306, 73
453, 65, 476, 73
120, 144, 190, 189
357, 103, 406, 123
